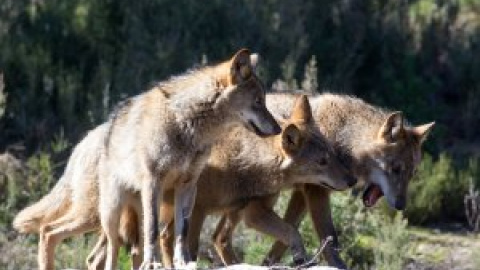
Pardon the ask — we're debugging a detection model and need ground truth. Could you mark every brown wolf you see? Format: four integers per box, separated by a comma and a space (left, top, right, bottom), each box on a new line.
86, 95, 357, 269
248, 92, 434, 268
13, 49, 281, 270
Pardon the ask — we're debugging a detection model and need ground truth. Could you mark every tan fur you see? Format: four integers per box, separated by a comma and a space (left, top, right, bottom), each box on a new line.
88, 95, 356, 269
13, 124, 107, 270
12, 49, 281, 270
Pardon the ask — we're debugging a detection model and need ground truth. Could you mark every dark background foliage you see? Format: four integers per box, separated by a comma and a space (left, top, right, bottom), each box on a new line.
1, 0, 480, 225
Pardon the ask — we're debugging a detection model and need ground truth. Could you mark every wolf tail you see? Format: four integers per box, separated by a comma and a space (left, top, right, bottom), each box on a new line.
12, 176, 71, 233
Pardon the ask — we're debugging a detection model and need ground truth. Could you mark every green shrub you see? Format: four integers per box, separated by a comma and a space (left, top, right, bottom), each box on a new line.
371, 212, 410, 270
329, 193, 411, 269
406, 154, 479, 224
331, 194, 375, 269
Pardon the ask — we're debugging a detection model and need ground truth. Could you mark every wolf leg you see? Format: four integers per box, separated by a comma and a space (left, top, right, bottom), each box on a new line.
159, 188, 175, 268
243, 198, 308, 266
173, 179, 197, 269
263, 189, 307, 265
86, 232, 107, 270
304, 184, 347, 269
173, 151, 207, 269
186, 208, 206, 262
38, 210, 98, 270
139, 171, 162, 270
212, 212, 240, 265
99, 173, 127, 270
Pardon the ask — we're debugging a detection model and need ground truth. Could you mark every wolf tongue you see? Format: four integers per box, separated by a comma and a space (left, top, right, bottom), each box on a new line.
368, 186, 382, 206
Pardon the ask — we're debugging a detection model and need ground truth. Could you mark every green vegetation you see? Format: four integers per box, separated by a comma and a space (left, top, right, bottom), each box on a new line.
406, 154, 480, 224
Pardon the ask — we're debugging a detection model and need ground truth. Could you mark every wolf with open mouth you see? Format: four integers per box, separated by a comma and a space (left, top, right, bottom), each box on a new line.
262, 92, 434, 269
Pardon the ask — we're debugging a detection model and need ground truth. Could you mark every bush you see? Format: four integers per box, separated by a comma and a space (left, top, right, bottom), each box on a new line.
406, 153, 480, 224
329, 194, 411, 270
371, 212, 410, 270
0, 134, 69, 226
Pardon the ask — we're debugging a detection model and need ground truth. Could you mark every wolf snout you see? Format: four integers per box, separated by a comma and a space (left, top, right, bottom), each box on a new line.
344, 175, 357, 187
248, 119, 281, 137
271, 121, 282, 135
394, 195, 406, 210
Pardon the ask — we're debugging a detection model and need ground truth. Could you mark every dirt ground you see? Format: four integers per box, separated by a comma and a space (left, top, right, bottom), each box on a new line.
405, 224, 480, 270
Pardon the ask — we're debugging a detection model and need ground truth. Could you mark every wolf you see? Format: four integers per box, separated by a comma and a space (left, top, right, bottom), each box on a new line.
13, 49, 281, 270
85, 95, 357, 269
248, 92, 435, 268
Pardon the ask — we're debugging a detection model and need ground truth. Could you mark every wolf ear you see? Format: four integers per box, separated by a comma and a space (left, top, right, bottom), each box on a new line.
378, 112, 404, 143
282, 124, 303, 154
290, 95, 312, 123
411, 122, 435, 144
229, 48, 253, 84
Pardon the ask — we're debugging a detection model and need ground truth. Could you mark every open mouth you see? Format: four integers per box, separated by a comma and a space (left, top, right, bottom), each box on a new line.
362, 183, 384, 207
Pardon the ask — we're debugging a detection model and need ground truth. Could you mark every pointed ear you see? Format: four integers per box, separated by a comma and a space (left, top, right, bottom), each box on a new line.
290, 95, 312, 123
411, 122, 435, 144
282, 124, 303, 154
229, 48, 253, 85
378, 112, 404, 142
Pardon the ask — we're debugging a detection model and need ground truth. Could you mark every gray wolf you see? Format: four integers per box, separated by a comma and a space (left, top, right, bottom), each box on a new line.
13, 49, 281, 270
260, 92, 434, 268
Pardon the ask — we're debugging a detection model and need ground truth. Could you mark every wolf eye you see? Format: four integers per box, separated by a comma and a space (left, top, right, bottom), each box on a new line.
318, 156, 328, 166
255, 97, 262, 106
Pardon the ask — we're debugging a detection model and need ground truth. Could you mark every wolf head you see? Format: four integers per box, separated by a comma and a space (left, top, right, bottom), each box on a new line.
361, 112, 435, 210
215, 49, 281, 137
278, 95, 357, 191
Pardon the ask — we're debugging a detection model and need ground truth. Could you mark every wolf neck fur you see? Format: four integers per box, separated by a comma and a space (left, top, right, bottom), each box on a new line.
154, 70, 233, 147
231, 129, 290, 195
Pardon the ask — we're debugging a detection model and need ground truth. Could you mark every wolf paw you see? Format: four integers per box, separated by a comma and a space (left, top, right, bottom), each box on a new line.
138, 261, 163, 270
173, 260, 197, 270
